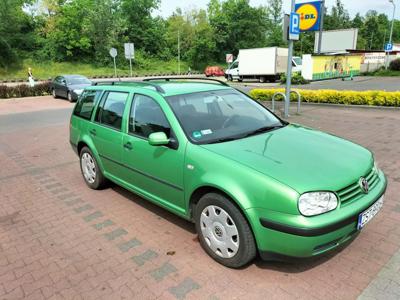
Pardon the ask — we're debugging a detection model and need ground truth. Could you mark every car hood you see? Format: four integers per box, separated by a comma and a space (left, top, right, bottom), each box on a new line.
68, 83, 92, 90
201, 124, 373, 194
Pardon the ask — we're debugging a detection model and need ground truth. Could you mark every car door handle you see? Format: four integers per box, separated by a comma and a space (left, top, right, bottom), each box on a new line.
89, 129, 96, 136
123, 142, 133, 150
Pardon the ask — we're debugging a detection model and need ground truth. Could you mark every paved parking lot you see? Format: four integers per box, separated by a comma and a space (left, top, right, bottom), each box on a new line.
0, 96, 399, 299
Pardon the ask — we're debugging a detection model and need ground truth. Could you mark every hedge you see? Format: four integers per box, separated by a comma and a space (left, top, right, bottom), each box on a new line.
0, 82, 51, 99
249, 88, 400, 107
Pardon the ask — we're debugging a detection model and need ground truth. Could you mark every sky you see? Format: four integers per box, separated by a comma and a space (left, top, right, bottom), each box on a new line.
155, 0, 400, 19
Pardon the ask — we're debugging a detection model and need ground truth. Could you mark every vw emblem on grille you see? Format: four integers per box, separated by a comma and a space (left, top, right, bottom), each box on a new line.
359, 177, 369, 194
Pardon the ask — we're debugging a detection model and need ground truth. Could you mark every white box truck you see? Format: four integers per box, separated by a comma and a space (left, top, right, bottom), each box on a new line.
225, 47, 301, 82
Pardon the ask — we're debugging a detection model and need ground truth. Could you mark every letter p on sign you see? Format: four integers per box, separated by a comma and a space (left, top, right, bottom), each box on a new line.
289, 12, 300, 41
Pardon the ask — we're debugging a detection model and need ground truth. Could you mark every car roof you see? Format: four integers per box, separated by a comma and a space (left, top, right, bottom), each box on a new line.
87, 80, 231, 97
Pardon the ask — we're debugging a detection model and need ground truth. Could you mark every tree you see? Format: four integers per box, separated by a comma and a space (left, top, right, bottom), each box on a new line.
208, 0, 268, 60
86, 0, 125, 65
265, 0, 284, 47
324, 0, 351, 30
121, 0, 166, 55
186, 10, 216, 69
0, 0, 36, 67
41, 0, 93, 61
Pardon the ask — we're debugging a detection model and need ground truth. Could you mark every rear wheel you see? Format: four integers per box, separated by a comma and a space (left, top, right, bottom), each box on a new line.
194, 193, 256, 268
79, 147, 106, 189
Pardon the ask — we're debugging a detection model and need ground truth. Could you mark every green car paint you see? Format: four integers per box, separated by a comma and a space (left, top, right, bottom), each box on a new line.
70, 80, 387, 262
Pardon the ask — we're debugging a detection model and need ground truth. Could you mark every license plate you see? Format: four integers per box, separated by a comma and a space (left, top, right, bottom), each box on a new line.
357, 195, 384, 230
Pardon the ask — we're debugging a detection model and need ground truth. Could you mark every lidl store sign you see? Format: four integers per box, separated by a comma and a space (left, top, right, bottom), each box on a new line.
295, 1, 322, 32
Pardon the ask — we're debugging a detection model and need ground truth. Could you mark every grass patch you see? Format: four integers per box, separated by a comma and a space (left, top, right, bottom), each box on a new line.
0, 58, 192, 81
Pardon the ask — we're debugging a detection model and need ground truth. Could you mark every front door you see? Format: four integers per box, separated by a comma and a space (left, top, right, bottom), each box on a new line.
122, 93, 185, 213
89, 91, 130, 176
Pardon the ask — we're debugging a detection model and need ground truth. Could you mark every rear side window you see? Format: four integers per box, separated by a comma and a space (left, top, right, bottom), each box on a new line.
73, 90, 101, 120
96, 92, 128, 130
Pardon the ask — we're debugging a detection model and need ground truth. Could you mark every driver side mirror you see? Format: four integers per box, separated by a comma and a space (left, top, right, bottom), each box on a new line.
61, 80, 67, 86
148, 132, 169, 146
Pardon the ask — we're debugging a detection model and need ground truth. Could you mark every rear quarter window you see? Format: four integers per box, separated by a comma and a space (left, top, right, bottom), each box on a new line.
73, 90, 102, 120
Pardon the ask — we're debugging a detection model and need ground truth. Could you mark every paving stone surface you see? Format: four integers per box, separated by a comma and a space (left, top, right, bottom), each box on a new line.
0, 98, 399, 299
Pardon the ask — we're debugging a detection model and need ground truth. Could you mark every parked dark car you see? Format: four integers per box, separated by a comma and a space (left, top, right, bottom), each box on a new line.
204, 66, 225, 77
50, 75, 92, 102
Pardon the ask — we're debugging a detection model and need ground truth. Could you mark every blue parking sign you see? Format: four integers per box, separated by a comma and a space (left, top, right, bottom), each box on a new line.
289, 12, 300, 40
385, 43, 393, 52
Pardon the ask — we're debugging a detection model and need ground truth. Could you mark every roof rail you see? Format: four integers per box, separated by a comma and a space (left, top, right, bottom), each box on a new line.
143, 77, 230, 87
93, 81, 165, 93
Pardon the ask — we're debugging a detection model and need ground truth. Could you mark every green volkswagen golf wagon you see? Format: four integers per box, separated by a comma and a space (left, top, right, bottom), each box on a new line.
69, 78, 387, 268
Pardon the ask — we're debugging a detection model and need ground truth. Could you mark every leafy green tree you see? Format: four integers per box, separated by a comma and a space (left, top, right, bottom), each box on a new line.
265, 0, 284, 47
324, 0, 351, 30
121, 0, 166, 55
186, 10, 217, 69
86, 0, 125, 65
208, 0, 268, 60
40, 0, 93, 60
0, 0, 35, 67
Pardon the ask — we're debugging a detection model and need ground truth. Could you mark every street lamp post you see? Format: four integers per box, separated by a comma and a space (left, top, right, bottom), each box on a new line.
386, 0, 396, 69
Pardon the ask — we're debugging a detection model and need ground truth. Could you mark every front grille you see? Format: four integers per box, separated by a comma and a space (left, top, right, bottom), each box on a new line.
337, 168, 380, 205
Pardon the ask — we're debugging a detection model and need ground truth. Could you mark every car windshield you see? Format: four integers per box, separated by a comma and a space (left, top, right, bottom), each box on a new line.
293, 57, 302, 66
67, 77, 91, 85
166, 89, 285, 144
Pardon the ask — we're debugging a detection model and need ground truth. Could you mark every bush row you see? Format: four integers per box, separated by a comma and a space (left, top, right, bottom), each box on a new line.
389, 58, 400, 71
0, 82, 51, 99
249, 88, 400, 107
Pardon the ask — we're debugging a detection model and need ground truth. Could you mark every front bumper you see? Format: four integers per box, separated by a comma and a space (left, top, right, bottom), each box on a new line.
246, 170, 387, 260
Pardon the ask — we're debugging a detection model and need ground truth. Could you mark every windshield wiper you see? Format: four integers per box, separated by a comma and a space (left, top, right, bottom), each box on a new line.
244, 125, 284, 138
207, 136, 241, 144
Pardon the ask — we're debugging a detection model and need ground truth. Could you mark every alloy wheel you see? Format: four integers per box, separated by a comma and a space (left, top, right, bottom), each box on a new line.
200, 205, 239, 258
81, 152, 96, 184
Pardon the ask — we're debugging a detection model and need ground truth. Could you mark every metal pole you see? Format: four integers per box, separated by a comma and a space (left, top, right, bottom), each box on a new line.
285, 0, 296, 118
129, 58, 133, 77
317, 0, 325, 54
113, 57, 117, 77
178, 30, 181, 74
386, 0, 396, 69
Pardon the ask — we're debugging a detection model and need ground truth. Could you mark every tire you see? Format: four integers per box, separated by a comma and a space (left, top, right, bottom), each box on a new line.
52, 89, 57, 98
237, 77, 243, 82
259, 76, 266, 83
227, 75, 233, 82
79, 146, 107, 190
194, 193, 257, 268
67, 91, 74, 102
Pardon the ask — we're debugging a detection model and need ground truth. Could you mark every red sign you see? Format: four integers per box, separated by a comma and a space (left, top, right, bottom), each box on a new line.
226, 54, 234, 63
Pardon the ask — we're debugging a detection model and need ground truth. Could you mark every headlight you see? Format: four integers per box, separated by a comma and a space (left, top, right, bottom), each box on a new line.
373, 161, 379, 173
298, 192, 338, 216
73, 89, 83, 95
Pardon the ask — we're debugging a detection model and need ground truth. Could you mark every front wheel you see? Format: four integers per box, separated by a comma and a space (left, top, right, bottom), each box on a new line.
67, 92, 74, 102
52, 89, 57, 98
79, 147, 107, 189
194, 193, 256, 268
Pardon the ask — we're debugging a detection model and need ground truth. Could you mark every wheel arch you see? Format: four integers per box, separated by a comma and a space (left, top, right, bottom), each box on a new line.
76, 138, 105, 173
188, 185, 252, 223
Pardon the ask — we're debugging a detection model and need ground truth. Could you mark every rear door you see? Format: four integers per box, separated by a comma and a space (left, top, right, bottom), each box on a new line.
89, 91, 130, 176
121, 93, 185, 213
